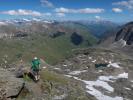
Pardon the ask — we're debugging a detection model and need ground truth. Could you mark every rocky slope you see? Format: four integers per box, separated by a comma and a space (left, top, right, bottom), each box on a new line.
100, 22, 133, 57
0, 68, 24, 100
0, 20, 96, 39
0, 60, 89, 100
0, 20, 133, 100
101, 22, 133, 46
115, 22, 133, 45
77, 20, 118, 38
0, 47, 133, 100
54, 48, 133, 100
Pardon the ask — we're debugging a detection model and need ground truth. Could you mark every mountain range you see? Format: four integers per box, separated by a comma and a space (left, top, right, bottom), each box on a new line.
0, 18, 133, 100
0, 19, 98, 65
77, 20, 119, 38
100, 21, 133, 58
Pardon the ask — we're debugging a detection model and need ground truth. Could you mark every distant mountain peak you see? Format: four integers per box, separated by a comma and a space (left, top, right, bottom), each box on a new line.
115, 22, 133, 45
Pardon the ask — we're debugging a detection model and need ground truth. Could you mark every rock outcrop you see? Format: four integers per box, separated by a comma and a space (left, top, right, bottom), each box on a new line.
55, 48, 133, 100
115, 22, 133, 45
0, 68, 24, 99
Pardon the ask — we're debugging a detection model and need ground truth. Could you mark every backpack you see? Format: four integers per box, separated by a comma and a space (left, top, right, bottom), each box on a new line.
32, 59, 40, 70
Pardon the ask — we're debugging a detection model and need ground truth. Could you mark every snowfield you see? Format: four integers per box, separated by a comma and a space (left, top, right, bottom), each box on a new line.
65, 71, 128, 100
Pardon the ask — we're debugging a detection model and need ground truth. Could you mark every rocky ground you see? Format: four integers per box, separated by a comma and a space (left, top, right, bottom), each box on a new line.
0, 68, 24, 100
54, 48, 133, 100
0, 48, 133, 100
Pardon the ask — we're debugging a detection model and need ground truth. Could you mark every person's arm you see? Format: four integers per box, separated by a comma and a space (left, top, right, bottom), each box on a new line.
39, 59, 41, 64
38, 59, 41, 70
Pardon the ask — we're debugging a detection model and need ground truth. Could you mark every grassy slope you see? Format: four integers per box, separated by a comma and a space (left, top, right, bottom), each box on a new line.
0, 23, 97, 65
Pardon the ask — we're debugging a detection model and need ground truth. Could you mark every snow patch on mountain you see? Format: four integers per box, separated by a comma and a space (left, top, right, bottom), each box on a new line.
65, 71, 128, 100
108, 62, 121, 68
0, 21, 8, 26
69, 70, 87, 75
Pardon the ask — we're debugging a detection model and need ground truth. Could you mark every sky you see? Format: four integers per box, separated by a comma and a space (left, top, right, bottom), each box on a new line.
0, 0, 133, 22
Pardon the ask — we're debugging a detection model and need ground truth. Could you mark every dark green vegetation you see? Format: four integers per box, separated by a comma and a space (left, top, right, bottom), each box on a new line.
0, 22, 98, 65
71, 32, 83, 45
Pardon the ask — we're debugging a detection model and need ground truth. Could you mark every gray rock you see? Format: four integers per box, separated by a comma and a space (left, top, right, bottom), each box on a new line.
0, 68, 24, 99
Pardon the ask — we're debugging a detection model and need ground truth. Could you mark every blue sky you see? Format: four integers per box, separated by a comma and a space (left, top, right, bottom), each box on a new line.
0, 0, 133, 22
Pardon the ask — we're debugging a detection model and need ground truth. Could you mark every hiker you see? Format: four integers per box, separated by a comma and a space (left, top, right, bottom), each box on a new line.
31, 57, 41, 81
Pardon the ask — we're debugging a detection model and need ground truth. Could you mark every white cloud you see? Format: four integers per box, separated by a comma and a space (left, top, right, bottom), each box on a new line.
55, 7, 105, 14
95, 16, 101, 20
56, 13, 65, 17
55, 8, 69, 13
1, 9, 42, 16
113, 0, 133, 9
0, 9, 52, 17
40, 0, 54, 8
112, 8, 123, 13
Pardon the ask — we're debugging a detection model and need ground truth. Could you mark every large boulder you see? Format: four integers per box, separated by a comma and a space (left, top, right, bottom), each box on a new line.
0, 68, 24, 99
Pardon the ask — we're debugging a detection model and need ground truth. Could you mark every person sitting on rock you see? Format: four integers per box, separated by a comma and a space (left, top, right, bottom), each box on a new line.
31, 57, 41, 81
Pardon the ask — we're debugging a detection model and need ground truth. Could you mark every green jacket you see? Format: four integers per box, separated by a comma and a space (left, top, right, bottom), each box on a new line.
31, 59, 40, 70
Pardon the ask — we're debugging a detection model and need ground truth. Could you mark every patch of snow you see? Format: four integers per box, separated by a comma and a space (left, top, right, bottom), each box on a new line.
43, 20, 53, 24
92, 60, 96, 63
22, 18, 31, 22
85, 85, 123, 100
54, 68, 61, 70
109, 61, 112, 64
64, 75, 72, 78
124, 87, 131, 90
119, 39, 127, 47
130, 80, 133, 83
4, 60, 7, 64
112, 39, 127, 48
117, 72, 128, 79
84, 80, 123, 100
32, 18, 41, 21
99, 76, 114, 82
65, 72, 128, 100
64, 69, 70, 72
42, 66, 47, 69
70, 76, 123, 100
108, 63, 121, 68
99, 72, 128, 82
69, 70, 87, 75
73, 76, 81, 80
0, 22, 8, 26
84, 80, 114, 92
98, 70, 103, 73
63, 64, 67, 67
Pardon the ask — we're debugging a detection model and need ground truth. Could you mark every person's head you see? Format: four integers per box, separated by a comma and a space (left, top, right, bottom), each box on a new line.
34, 57, 38, 60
